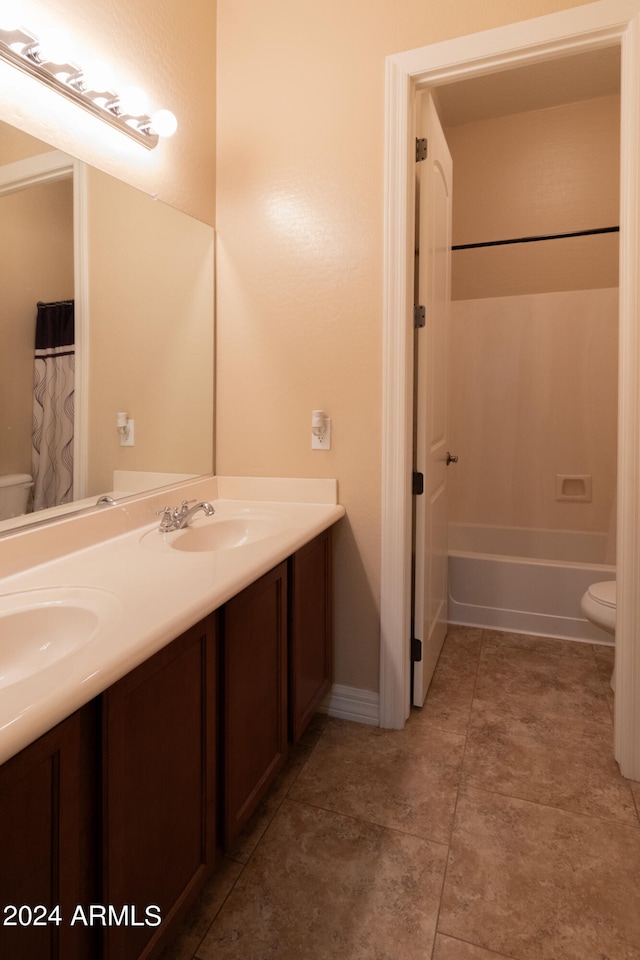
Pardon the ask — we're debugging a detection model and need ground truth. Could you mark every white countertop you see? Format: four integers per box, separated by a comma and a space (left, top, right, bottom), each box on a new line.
0, 476, 345, 765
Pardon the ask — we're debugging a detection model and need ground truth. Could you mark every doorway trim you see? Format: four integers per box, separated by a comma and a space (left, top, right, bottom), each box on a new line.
380, 0, 640, 779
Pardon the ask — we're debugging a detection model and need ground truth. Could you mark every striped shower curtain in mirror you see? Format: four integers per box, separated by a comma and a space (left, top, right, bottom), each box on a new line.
31, 300, 75, 511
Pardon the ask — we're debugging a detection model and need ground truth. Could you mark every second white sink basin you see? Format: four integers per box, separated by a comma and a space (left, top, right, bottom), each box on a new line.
171, 516, 281, 552
0, 587, 121, 689
142, 512, 284, 553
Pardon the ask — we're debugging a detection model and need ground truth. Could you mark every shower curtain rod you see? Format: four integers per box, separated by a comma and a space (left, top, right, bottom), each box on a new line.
452, 225, 619, 251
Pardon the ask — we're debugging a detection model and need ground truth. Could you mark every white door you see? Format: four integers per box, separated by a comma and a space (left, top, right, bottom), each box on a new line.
412, 93, 453, 707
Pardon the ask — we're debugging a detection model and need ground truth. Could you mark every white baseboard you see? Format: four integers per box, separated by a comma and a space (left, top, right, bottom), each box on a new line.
319, 684, 379, 726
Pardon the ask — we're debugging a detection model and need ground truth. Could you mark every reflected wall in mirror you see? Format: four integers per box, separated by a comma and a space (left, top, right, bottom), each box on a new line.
0, 121, 214, 533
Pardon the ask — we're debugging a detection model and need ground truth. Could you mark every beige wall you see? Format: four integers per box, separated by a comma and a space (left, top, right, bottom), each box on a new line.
0, 0, 215, 224
0, 121, 54, 163
0, 179, 74, 477
447, 95, 620, 299
86, 168, 214, 496
215, 0, 603, 695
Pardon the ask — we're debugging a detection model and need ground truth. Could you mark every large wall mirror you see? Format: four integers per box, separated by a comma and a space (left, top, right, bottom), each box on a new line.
0, 120, 214, 534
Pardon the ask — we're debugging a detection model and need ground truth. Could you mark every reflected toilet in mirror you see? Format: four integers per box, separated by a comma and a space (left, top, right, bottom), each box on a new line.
0, 474, 33, 520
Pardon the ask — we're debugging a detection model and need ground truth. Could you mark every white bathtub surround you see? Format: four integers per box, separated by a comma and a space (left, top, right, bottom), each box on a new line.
0, 475, 344, 765
448, 522, 615, 644
448, 288, 618, 534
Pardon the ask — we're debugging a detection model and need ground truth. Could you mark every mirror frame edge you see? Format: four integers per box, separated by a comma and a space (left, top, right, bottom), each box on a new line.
73, 157, 89, 500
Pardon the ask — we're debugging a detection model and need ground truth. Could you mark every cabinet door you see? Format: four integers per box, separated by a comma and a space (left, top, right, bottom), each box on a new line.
0, 703, 99, 960
102, 615, 216, 960
289, 529, 333, 742
221, 562, 288, 848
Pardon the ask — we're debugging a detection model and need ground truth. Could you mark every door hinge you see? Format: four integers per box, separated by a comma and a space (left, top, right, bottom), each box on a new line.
416, 138, 428, 162
411, 637, 423, 662
412, 472, 424, 496
414, 304, 426, 328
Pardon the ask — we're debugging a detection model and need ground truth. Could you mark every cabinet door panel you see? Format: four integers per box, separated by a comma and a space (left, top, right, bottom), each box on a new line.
289, 529, 333, 742
222, 562, 287, 848
0, 704, 98, 960
102, 616, 216, 960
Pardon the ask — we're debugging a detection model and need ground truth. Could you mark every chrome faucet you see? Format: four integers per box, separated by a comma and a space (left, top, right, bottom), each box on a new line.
157, 500, 215, 532
174, 500, 215, 528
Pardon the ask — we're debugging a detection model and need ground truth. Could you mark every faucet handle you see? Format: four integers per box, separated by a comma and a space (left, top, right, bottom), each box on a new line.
174, 499, 197, 520
156, 506, 174, 532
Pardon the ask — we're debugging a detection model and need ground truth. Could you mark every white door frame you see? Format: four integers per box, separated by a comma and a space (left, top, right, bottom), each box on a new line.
380, 0, 640, 779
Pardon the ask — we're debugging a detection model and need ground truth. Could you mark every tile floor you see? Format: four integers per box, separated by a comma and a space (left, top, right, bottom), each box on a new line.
160, 627, 640, 960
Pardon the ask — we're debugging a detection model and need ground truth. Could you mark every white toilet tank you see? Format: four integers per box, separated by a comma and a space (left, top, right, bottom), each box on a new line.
0, 474, 33, 520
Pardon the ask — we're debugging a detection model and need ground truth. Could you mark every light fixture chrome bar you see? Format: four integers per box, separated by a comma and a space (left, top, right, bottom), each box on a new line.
0, 26, 160, 149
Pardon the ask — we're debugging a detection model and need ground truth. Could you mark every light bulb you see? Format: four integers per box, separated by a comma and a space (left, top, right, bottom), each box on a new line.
118, 86, 148, 116
149, 109, 177, 137
37, 26, 77, 65
81, 59, 114, 93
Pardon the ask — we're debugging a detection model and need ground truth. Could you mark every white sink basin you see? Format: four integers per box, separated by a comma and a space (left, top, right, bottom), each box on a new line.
141, 513, 284, 553
0, 587, 121, 689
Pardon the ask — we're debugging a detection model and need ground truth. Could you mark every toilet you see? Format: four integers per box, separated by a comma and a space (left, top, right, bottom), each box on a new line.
581, 580, 616, 689
581, 580, 616, 635
0, 473, 33, 520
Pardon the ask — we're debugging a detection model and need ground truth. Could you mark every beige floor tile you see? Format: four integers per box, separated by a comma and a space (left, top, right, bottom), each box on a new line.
440, 787, 640, 960
605, 689, 615, 722
158, 858, 243, 960
433, 934, 516, 960
482, 630, 597, 661
198, 799, 447, 960
289, 717, 464, 844
475, 639, 611, 725
592, 643, 616, 710
592, 642, 615, 672
462, 701, 637, 824
444, 625, 484, 656
412, 628, 481, 735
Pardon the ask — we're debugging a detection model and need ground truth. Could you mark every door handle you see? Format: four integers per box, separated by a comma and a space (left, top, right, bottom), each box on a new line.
446, 452, 458, 465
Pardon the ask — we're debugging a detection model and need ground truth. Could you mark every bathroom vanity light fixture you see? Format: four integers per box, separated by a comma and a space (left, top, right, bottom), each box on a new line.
0, 24, 177, 149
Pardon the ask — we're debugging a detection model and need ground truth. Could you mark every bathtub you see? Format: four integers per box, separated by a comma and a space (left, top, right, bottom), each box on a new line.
447, 522, 615, 644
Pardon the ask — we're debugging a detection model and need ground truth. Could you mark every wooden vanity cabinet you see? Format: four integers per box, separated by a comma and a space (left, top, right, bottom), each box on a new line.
101, 614, 217, 960
0, 702, 99, 960
288, 528, 333, 743
220, 561, 288, 849
0, 526, 334, 959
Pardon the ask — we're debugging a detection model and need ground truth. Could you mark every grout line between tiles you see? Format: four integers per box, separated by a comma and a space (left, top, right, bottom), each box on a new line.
284, 794, 451, 849
191, 859, 246, 960
427, 629, 484, 959
461, 780, 640, 830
